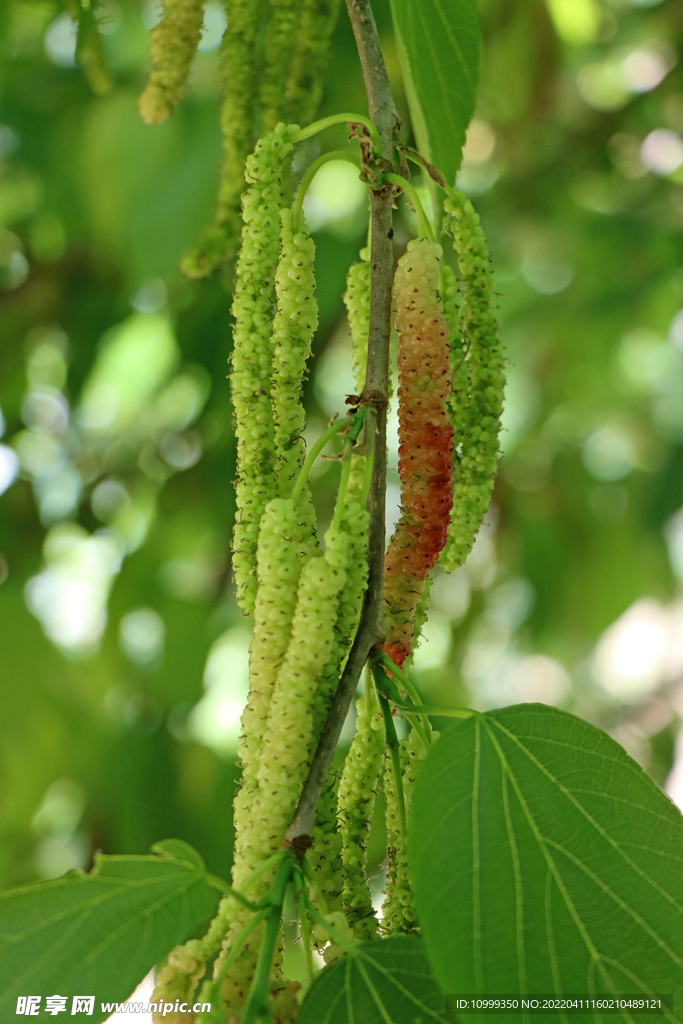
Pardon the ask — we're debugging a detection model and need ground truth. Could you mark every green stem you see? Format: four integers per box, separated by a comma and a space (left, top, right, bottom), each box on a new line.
290, 415, 355, 503
364, 664, 375, 717
292, 150, 361, 233
205, 874, 259, 911
371, 660, 430, 750
293, 112, 382, 154
331, 407, 367, 529
210, 905, 271, 994
383, 173, 434, 241
240, 850, 289, 899
241, 854, 294, 1024
332, 445, 354, 531
241, 910, 280, 1024
401, 149, 445, 234
332, 407, 368, 527
442, 181, 461, 207
379, 651, 422, 707
293, 872, 315, 986
393, 703, 475, 719
375, 685, 406, 844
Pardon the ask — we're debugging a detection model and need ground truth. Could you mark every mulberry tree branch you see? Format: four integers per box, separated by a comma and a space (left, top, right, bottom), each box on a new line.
285, 0, 399, 850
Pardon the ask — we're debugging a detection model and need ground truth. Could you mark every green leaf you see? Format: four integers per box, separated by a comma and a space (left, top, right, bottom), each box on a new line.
0, 845, 218, 1022
151, 837, 206, 870
409, 705, 683, 1013
297, 937, 449, 1024
389, 0, 481, 186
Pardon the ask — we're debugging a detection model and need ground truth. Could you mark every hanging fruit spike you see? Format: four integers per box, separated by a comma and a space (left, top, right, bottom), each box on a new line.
383, 238, 454, 669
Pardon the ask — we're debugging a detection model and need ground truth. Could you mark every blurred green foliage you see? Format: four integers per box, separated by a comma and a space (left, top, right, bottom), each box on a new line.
1, 0, 683, 913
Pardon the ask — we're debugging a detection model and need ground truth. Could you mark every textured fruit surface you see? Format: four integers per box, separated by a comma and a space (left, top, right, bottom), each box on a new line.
271, 207, 318, 498
230, 124, 299, 615
138, 0, 204, 124
337, 691, 384, 939
381, 727, 426, 936
440, 192, 505, 573
383, 238, 454, 668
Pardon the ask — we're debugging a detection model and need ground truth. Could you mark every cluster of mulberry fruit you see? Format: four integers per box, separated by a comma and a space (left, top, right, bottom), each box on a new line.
144, 101, 505, 1019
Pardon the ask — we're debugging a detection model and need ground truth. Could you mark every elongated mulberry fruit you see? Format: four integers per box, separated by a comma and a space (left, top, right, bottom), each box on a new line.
337, 689, 384, 939
139, 0, 205, 124
381, 726, 425, 936
229, 124, 300, 615
343, 250, 371, 506
440, 193, 505, 572
383, 238, 454, 668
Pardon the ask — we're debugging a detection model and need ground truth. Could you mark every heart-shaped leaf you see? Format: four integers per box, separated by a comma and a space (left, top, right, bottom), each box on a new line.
297, 936, 449, 1024
0, 841, 218, 1022
409, 705, 683, 1014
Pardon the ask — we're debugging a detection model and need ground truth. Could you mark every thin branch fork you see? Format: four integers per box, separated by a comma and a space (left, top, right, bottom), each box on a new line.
285, 0, 399, 850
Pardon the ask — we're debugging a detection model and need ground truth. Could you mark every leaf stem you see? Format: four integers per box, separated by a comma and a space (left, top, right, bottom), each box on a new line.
292, 112, 382, 154
205, 874, 260, 911
378, 651, 422, 707
290, 415, 355, 503
293, 871, 315, 986
371, 659, 430, 749
331, 408, 367, 530
393, 703, 475, 719
209, 905, 271, 994
240, 850, 289, 898
241, 909, 280, 1024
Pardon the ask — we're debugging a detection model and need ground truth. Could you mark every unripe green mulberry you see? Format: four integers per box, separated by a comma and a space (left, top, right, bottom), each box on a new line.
256, 529, 349, 848
337, 689, 384, 939
64, 1, 113, 97
440, 192, 505, 573
271, 207, 318, 497
343, 250, 370, 392
181, 0, 260, 275
381, 727, 426, 937
259, 0, 298, 134
383, 238, 454, 668
308, 772, 344, 940
283, 0, 342, 128
139, 0, 205, 124
343, 251, 371, 505
181, 0, 341, 276
440, 262, 470, 444
229, 124, 300, 615
151, 943, 205, 1023
404, 570, 433, 669
232, 497, 312, 875
313, 500, 369, 734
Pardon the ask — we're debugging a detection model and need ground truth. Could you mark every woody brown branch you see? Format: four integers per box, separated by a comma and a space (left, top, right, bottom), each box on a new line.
284, 0, 399, 848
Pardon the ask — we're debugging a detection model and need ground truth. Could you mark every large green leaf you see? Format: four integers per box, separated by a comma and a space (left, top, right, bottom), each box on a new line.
389, 0, 481, 185
297, 937, 449, 1024
0, 842, 219, 1022
409, 705, 683, 1015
